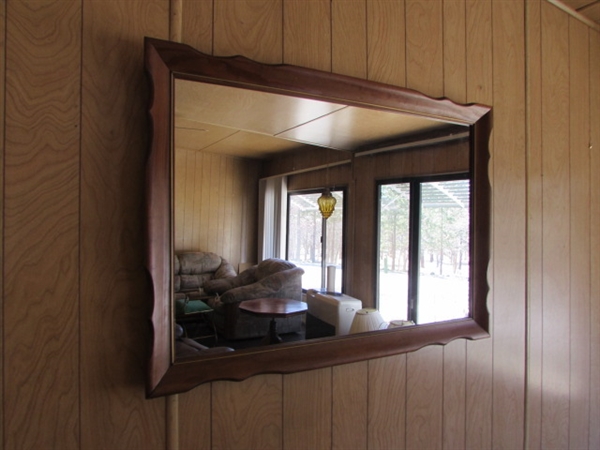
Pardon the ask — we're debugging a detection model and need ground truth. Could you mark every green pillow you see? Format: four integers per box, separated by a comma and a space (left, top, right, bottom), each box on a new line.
175, 298, 212, 316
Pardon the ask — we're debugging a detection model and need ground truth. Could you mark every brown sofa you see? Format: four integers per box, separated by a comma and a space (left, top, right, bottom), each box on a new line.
203, 259, 305, 340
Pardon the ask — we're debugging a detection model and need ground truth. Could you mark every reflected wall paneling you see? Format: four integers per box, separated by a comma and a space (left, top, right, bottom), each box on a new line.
491, 0, 527, 448
174, 149, 259, 269
4, 1, 81, 448
568, 17, 591, 450
80, 0, 168, 448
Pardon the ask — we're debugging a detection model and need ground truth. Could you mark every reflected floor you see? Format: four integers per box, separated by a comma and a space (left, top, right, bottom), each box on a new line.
183, 320, 307, 350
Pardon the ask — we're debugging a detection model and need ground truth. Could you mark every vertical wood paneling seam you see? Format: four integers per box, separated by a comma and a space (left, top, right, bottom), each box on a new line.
403, 1, 408, 87
489, 2, 496, 448
567, 15, 573, 446
330, 1, 333, 73
330, 367, 334, 450
523, 2, 534, 447
363, 0, 368, 81
586, 28, 594, 447
0, 0, 5, 445
77, 2, 84, 447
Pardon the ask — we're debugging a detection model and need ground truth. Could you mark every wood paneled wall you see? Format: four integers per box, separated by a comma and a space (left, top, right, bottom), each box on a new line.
174, 149, 260, 269
1, 1, 598, 449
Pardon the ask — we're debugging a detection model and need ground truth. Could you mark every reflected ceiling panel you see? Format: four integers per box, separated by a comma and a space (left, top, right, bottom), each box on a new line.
175, 79, 346, 136
277, 106, 449, 151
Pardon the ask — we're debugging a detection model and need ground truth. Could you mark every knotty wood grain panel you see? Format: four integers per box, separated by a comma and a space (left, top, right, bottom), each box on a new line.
80, 1, 168, 448
283, 0, 331, 70
406, 347, 443, 450
367, 354, 407, 450
366, 0, 406, 87
181, 0, 213, 53
283, 368, 332, 450
332, 362, 368, 450
332, 0, 367, 78
4, 1, 81, 448
568, 17, 591, 450
525, 0, 544, 448
405, 0, 443, 98
490, 1, 527, 448
179, 384, 212, 449
214, 0, 282, 63
540, 4, 571, 448
212, 376, 283, 449
588, 28, 600, 450
443, 0, 466, 103
464, 0, 494, 448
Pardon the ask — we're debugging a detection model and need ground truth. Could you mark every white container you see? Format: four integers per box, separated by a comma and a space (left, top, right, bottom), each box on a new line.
306, 290, 362, 336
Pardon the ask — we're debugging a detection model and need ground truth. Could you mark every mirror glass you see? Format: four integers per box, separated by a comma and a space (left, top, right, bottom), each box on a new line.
145, 37, 491, 397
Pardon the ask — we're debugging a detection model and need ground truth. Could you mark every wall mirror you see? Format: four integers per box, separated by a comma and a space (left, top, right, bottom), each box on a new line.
144, 37, 491, 398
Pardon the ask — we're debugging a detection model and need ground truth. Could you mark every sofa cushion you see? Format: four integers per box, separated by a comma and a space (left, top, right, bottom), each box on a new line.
204, 266, 257, 295
179, 273, 213, 292
214, 260, 237, 279
178, 252, 223, 275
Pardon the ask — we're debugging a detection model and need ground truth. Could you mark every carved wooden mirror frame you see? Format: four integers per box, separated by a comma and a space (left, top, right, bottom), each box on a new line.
144, 37, 492, 398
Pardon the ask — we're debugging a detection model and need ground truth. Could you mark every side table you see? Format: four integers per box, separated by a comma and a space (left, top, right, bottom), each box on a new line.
239, 298, 307, 345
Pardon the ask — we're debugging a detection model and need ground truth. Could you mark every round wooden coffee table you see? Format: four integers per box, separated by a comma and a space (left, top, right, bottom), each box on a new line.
239, 298, 307, 345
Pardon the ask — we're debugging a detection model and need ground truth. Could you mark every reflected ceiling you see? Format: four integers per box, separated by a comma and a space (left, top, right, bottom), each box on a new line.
174, 79, 451, 159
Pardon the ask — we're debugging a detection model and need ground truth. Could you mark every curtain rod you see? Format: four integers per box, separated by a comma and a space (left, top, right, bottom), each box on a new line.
354, 131, 470, 158
260, 159, 352, 180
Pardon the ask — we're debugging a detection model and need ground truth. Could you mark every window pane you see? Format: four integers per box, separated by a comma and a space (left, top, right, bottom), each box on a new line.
417, 180, 470, 324
287, 191, 343, 291
377, 183, 410, 322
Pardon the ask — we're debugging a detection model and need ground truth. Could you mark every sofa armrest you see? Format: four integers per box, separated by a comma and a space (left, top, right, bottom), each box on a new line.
220, 267, 304, 304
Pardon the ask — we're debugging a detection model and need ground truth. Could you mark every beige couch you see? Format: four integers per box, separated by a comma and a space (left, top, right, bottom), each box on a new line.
173, 252, 236, 316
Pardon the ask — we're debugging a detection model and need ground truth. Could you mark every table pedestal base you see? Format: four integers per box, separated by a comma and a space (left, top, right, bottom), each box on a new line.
261, 317, 283, 345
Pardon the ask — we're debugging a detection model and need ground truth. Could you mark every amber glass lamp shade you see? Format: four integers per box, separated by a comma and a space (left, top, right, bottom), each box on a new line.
318, 189, 336, 219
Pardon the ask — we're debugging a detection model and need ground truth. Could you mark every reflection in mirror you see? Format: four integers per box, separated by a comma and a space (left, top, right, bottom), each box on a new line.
173, 79, 470, 350
145, 37, 491, 397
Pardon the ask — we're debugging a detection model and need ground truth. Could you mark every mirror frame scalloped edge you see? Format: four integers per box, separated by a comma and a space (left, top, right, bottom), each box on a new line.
144, 37, 492, 398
